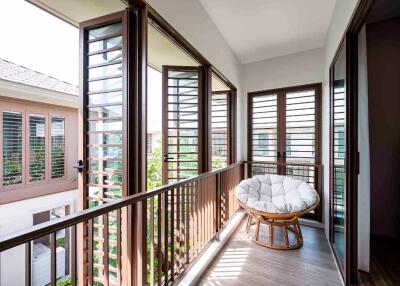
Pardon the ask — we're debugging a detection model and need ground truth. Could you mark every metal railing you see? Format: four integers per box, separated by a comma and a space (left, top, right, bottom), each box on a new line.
0, 162, 244, 286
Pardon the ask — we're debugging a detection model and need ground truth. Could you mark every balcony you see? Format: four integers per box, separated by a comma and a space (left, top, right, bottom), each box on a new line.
0, 161, 337, 286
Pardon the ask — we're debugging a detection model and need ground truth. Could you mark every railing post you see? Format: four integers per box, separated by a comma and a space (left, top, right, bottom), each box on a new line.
25, 242, 31, 286
216, 172, 221, 236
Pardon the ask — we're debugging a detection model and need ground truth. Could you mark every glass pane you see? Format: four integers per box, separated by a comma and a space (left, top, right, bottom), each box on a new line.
51, 117, 65, 179
88, 105, 122, 119
89, 50, 122, 66
2, 111, 23, 186
88, 22, 122, 40
29, 114, 46, 182
332, 46, 346, 266
89, 36, 122, 53
89, 63, 122, 79
88, 77, 122, 92
89, 91, 122, 105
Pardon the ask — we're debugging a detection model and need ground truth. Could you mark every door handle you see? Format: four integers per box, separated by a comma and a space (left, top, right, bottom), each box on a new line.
73, 160, 85, 173
163, 154, 174, 162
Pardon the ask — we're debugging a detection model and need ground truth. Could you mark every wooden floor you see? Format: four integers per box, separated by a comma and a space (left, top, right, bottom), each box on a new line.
358, 235, 400, 286
199, 219, 342, 286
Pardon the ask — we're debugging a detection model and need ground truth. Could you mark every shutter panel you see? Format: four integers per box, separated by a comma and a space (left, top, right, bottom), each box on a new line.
81, 15, 127, 286
29, 114, 46, 182
2, 111, 23, 186
250, 94, 279, 175
285, 89, 316, 164
162, 66, 202, 183
51, 117, 65, 179
211, 91, 229, 170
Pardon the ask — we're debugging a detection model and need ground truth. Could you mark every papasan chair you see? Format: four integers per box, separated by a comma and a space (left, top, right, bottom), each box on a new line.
235, 174, 319, 250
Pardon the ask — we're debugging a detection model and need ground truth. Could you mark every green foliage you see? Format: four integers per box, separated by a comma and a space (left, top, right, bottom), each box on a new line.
56, 237, 65, 248
57, 277, 71, 286
147, 140, 162, 190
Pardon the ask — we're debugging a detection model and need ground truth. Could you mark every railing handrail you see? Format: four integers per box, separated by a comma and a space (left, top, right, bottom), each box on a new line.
0, 162, 243, 252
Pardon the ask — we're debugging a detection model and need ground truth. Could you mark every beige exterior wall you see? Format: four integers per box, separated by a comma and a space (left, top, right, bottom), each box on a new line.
0, 94, 79, 204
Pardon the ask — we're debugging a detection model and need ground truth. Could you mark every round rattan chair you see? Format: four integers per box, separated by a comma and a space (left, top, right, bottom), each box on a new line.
235, 174, 320, 250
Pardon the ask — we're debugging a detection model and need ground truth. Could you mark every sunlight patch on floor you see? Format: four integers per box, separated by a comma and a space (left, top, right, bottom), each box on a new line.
201, 247, 251, 284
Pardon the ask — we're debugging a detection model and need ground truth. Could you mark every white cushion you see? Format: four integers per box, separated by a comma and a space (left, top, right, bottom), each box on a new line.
234, 174, 318, 214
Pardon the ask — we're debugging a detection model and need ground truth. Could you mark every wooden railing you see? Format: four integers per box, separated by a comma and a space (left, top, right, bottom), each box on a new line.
0, 163, 244, 286
245, 161, 323, 221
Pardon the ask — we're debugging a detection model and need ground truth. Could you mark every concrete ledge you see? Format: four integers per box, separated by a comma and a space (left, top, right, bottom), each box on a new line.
177, 210, 246, 286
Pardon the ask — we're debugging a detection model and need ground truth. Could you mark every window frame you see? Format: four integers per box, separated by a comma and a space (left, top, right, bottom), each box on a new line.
248, 83, 322, 166
0, 99, 73, 201
247, 83, 322, 221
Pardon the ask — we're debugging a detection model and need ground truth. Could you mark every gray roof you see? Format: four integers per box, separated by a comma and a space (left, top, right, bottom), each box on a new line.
0, 58, 78, 95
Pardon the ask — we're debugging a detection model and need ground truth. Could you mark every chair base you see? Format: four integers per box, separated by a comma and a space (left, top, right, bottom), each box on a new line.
245, 212, 303, 250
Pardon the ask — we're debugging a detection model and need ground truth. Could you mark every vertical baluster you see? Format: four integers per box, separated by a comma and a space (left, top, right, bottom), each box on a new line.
171, 188, 175, 281
216, 172, 221, 233
71, 224, 77, 286
116, 209, 122, 286
193, 182, 200, 255
201, 179, 205, 249
208, 177, 212, 239
185, 183, 190, 265
50, 232, 57, 286
176, 186, 180, 274
164, 191, 169, 285
150, 198, 155, 286
88, 219, 94, 286
103, 213, 109, 286
25, 241, 31, 286
207, 177, 211, 241
179, 184, 187, 266
199, 179, 203, 249
157, 194, 162, 286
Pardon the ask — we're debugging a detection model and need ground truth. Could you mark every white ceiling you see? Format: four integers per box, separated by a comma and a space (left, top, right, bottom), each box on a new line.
198, 0, 336, 64
27, 0, 126, 25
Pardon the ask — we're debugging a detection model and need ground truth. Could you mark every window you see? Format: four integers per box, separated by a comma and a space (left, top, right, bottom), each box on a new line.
249, 84, 321, 165
0, 104, 70, 193
2, 111, 23, 186
248, 83, 322, 221
211, 91, 229, 169
51, 117, 65, 179
29, 114, 46, 182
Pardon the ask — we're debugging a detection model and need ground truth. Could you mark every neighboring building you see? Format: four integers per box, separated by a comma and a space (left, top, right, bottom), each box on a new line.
0, 58, 79, 286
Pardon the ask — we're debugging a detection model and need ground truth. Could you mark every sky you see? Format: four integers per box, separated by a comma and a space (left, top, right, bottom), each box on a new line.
0, 0, 79, 85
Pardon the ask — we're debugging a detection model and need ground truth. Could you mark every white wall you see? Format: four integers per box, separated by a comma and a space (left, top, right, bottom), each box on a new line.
145, 0, 244, 159
240, 48, 325, 158
322, 0, 359, 236
357, 25, 370, 273
0, 190, 78, 286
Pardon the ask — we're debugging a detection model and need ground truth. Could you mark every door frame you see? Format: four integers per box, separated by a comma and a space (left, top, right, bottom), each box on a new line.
328, 0, 374, 284
161, 65, 204, 184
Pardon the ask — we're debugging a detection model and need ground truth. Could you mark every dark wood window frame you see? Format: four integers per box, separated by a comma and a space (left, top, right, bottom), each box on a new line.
77, 2, 238, 285
247, 83, 322, 221
147, 7, 238, 174
328, 1, 374, 285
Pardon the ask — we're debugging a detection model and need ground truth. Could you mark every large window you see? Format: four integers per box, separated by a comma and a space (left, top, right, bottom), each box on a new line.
0, 105, 68, 192
248, 83, 322, 220
248, 83, 321, 166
